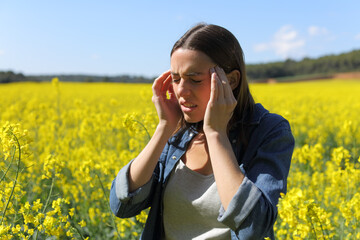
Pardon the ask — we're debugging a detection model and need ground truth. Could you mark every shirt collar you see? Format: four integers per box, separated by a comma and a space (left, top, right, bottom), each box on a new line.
231, 103, 269, 127
248, 103, 269, 125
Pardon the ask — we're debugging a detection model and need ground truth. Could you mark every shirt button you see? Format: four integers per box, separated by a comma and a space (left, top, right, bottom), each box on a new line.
172, 156, 176, 160
232, 139, 237, 143
189, 133, 194, 137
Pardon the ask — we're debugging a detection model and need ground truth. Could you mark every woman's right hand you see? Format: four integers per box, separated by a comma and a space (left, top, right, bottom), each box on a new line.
129, 71, 181, 192
152, 70, 182, 131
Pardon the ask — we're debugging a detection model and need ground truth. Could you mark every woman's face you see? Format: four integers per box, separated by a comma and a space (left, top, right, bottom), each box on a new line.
170, 48, 215, 123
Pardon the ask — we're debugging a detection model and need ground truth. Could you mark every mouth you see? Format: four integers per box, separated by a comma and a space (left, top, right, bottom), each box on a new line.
180, 102, 197, 112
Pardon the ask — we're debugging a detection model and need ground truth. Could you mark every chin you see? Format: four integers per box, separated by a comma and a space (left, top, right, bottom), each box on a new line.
184, 115, 204, 123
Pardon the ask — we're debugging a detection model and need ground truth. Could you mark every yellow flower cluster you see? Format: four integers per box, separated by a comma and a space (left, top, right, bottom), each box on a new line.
0, 79, 359, 239
0, 80, 152, 239
252, 80, 360, 239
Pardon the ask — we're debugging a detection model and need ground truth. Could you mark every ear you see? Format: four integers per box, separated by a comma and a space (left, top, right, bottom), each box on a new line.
226, 70, 241, 90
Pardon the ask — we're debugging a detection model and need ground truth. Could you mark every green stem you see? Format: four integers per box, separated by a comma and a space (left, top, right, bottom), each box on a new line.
132, 119, 151, 141
0, 147, 16, 184
42, 176, 55, 215
34, 174, 55, 240
1, 133, 21, 225
96, 173, 121, 240
316, 214, 327, 240
71, 223, 87, 240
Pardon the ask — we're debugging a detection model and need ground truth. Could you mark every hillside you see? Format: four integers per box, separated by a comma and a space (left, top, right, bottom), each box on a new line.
247, 49, 360, 82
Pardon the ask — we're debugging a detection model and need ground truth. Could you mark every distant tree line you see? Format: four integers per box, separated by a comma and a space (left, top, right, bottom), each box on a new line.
0, 72, 155, 84
26, 74, 154, 83
0, 71, 27, 83
246, 49, 360, 81
1, 49, 360, 84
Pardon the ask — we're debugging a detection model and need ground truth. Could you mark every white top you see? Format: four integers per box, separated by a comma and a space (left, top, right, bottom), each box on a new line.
163, 159, 231, 240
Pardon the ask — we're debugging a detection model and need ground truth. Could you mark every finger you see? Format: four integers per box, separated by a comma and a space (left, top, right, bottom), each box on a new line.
168, 83, 178, 103
152, 70, 171, 96
215, 66, 228, 83
161, 74, 172, 93
214, 67, 225, 100
216, 72, 224, 101
209, 67, 218, 102
216, 66, 235, 101
223, 76, 236, 102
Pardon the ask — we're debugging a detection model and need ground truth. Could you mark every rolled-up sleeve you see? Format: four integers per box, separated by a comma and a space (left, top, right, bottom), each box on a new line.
218, 176, 262, 228
109, 160, 154, 218
218, 120, 294, 239
110, 141, 170, 220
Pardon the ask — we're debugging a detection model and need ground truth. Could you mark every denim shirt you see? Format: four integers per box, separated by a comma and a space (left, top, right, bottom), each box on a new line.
110, 103, 295, 240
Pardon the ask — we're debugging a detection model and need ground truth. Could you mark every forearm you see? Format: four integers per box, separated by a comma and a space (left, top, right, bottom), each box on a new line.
206, 131, 244, 210
128, 123, 173, 192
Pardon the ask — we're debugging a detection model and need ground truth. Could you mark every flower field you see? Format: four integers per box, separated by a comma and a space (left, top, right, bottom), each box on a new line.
1, 79, 359, 239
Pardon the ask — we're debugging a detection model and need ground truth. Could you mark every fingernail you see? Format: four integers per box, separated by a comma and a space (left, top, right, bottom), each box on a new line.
210, 67, 215, 74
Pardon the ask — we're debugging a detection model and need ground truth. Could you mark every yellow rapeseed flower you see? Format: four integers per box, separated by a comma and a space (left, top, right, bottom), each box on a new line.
78, 220, 86, 228
69, 208, 75, 217
32, 199, 43, 212
11, 224, 21, 234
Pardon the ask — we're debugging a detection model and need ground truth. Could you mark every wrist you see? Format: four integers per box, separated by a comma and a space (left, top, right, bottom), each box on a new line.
203, 127, 227, 138
156, 121, 177, 137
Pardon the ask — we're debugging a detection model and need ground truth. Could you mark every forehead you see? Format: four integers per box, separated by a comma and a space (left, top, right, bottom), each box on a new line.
170, 49, 214, 74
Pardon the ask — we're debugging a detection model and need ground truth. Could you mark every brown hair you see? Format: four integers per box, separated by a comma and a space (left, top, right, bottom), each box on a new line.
171, 23, 255, 146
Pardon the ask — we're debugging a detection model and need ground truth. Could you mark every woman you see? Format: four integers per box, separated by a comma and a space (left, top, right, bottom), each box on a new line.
110, 23, 294, 240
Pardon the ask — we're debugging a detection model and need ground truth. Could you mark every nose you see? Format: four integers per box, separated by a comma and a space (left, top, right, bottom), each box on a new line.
176, 79, 191, 98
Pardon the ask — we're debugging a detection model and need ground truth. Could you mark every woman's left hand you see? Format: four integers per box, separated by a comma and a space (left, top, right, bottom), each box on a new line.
203, 66, 237, 135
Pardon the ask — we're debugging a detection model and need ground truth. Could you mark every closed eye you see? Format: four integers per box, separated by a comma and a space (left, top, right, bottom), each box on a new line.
191, 79, 202, 83
171, 78, 202, 84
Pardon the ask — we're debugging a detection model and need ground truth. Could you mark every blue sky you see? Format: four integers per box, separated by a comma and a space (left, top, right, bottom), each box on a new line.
1, 0, 359, 77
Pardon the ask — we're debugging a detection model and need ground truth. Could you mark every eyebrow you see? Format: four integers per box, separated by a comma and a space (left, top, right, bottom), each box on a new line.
170, 71, 204, 77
